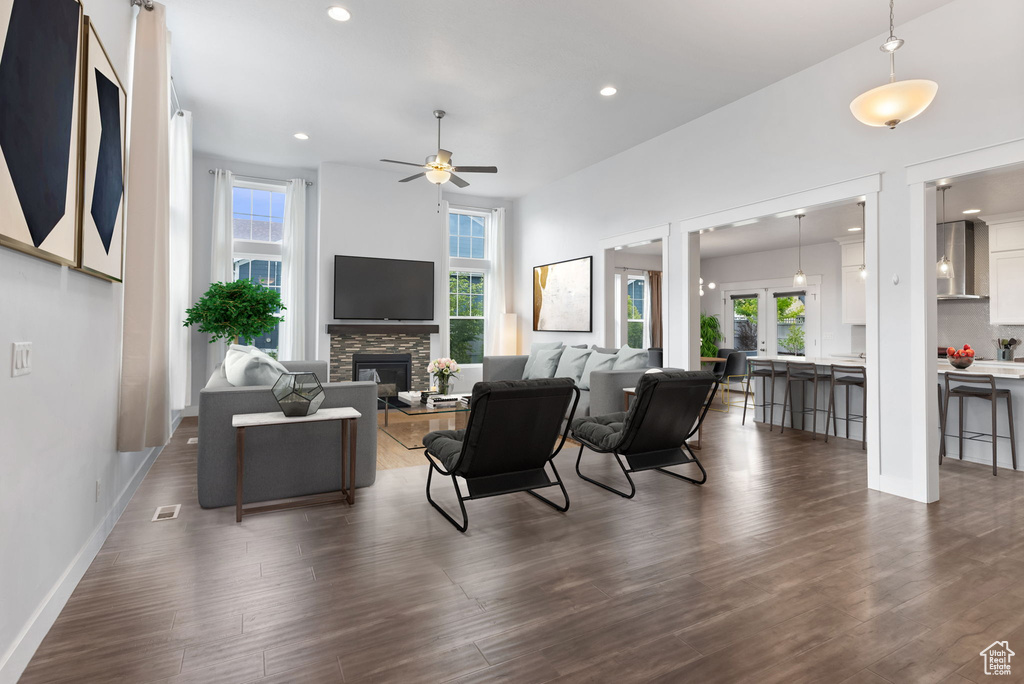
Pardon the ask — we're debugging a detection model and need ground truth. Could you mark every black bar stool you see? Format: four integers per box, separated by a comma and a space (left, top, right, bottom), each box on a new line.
941, 372, 1017, 476
938, 384, 945, 464
742, 358, 780, 429
825, 364, 866, 450
781, 361, 826, 438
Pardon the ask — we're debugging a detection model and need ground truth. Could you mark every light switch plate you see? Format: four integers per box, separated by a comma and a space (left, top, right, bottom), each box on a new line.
12, 342, 31, 377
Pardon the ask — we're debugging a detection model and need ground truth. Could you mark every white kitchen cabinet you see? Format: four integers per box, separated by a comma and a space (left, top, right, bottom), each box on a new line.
836, 237, 866, 325
984, 212, 1024, 325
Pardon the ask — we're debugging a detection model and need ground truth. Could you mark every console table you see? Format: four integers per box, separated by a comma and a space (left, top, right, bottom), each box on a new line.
232, 407, 361, 523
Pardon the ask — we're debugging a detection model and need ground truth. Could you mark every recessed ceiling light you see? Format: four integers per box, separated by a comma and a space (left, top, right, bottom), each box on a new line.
600, 86, 617, 97
963, 208, 981, 214
327, 6, 351, 21
293, 132, 309, 140
848, 227, 862, 232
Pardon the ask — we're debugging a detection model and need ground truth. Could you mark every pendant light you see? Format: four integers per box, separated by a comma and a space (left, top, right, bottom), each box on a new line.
850, 0, 938, 129
858, 201, 868, 280
936, 185, 953, 279
793, 213, 807, 287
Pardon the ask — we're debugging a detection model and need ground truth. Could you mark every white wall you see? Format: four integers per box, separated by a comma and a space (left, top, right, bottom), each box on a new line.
0, 3, 148, 681
700, 241, 863, 356
512, 0, 1024, 493
188, 154, 318, 405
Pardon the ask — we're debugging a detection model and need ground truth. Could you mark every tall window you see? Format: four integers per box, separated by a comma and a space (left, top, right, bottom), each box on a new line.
626, 277, 645, 349
232, 182, 286, 356
447, 208, 490, 364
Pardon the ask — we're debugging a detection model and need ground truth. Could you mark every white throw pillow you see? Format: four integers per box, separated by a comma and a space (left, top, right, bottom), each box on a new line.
522, 341, 564, 379
525, 348, 564, 380
578, 352, 617, 390
554, 347, 592, 385
224, 347, 288, 387
613, 345, 649, 370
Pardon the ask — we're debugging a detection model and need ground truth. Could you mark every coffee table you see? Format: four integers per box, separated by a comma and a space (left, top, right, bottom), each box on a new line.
380, 394, 471, 449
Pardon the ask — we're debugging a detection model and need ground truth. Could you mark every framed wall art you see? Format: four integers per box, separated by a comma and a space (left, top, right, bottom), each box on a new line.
0, 0, 84, 267
533, 255, 592, 332
76, 15, 127, 281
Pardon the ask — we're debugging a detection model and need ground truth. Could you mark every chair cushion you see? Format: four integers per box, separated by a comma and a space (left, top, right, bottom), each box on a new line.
423, 429, 467, 471
571, 411, 627, 451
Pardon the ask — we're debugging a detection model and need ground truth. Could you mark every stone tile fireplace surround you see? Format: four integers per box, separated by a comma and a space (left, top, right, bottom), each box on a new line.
327, 324, 439, 389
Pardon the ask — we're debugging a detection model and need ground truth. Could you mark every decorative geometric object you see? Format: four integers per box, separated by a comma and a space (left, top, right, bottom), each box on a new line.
77, 16, 126, 281
533, 256, 592, 332
272, 372, 325, 417
0, 0, 83, 266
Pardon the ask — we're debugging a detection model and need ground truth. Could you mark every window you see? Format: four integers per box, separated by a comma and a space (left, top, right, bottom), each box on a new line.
449, 211, 485, 259
449, 271, 485, 364
626, 277, 645, 349
232, 181, 286, 356
774, 292, 807, 356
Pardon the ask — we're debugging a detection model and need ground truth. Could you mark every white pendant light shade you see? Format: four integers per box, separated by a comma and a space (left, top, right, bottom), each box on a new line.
793, 270, 807, 287
936, 255, 953, 279
859, 264, 868, 280
425, 168, 451, 184
850, 79, 938, 129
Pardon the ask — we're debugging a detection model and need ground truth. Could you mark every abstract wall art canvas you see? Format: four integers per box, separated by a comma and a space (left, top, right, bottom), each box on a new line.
0, 0, 83, 266
533, 256, 592, 332
77, 16, 126, 281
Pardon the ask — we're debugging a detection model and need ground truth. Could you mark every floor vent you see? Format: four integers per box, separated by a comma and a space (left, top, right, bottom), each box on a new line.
187, 437, 198, 445
152, 504, 181, 522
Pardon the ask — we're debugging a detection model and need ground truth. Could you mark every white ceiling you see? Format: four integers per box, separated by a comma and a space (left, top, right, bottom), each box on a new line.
936, 164, 1024, 219
164, 0, 953, 198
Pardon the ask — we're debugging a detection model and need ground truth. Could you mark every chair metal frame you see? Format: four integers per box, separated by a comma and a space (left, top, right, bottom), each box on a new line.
780, 361, 828, 438
940, 372, 1017, 476
742, 359, 782, 429
824, 364, 867, 450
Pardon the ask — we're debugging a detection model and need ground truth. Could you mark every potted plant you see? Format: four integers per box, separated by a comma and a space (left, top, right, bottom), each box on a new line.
428, 357, 460, 396
700, 312, 723, 359
183, 280, 285, 347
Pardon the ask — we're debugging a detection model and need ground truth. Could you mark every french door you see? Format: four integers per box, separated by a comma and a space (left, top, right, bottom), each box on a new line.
723, 284, 819, 357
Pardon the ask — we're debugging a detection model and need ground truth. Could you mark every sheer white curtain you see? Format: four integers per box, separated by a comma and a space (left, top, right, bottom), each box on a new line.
168, 110, 193, 410
279, 179, 306, 360
118, 3, 171, 451
207, 168, 234, 378
485, 207, 506, 356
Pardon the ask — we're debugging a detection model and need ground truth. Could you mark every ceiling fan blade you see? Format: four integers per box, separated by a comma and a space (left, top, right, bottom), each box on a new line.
399, 172, 426, 183
448, 173, 470, 188
381, 159, 428, 168
452, 166, 497, 174
435, 149, 452, 165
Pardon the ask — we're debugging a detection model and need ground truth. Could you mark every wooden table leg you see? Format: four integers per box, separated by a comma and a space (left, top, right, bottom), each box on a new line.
348, 419, 357, 505
235, 427, 245, 523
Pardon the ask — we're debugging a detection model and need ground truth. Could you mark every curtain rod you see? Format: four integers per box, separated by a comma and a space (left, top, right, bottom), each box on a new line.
170, 76, 183, 117
208, 170, 314, 187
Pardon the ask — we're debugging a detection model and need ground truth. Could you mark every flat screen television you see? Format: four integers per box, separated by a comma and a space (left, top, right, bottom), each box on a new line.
333, 255, 434, 320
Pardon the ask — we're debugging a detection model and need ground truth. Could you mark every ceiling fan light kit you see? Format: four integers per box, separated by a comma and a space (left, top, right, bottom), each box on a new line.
380, 110, 497, 189
850, 0, 937, 129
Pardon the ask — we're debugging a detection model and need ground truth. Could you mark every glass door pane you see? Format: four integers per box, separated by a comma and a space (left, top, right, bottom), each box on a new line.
731, 296, 760, 355
774, 293, 807, 356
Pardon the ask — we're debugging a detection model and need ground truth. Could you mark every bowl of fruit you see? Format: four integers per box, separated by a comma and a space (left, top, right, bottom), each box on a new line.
947, 345, 975, 369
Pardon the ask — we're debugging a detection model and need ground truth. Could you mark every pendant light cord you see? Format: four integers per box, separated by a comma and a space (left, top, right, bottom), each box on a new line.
797, 214, 803, 271
940, 186, 949, 259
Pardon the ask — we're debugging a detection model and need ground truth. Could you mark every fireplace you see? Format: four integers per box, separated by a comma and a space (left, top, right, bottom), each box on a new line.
327, 324, 438, 388
352, 353, 412, 406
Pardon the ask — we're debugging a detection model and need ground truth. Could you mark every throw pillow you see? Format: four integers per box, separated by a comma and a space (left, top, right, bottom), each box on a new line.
613, 346, 649, 370
578, 351, 617, 390
554, 346, 592, 385
224, 347, 288, 387
522, 341, 563, 379
590, 345, 618, 355
525, 347, 564, 380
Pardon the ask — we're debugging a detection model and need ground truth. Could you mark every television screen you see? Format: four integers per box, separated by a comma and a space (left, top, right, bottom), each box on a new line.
333, 255, 434, 320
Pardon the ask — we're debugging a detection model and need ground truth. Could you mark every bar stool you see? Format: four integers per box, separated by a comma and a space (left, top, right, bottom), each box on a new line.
825, 364, 866, 450
742, 358, 781, 429
781, 362, 826, 438
941, 372, 1017, 476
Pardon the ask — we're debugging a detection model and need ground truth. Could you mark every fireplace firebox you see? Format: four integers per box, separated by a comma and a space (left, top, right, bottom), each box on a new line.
352, 353, 412, 407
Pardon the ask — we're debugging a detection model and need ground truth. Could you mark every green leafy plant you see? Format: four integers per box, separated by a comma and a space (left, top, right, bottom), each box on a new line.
183, 280, 285, 345
699, 312, 723, 358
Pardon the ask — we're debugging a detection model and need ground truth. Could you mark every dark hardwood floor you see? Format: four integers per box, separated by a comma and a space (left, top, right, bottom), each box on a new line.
19, 408, 1024, 683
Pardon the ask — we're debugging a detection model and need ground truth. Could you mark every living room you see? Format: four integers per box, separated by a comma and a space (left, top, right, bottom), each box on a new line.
3, 0, 1024, 682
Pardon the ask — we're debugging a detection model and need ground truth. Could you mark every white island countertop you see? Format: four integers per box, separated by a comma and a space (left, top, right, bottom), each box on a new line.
749, 355, 867, 366
936, 361, 1024, 379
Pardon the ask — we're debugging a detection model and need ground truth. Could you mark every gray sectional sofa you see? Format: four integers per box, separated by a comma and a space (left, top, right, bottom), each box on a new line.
197, 360, 378, 509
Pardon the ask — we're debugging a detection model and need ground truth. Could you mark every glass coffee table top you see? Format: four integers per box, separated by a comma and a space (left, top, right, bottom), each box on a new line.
380, 394, 471, 449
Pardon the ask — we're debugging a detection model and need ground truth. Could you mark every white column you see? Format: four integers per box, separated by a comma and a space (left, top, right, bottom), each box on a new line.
666, 224, 700, 370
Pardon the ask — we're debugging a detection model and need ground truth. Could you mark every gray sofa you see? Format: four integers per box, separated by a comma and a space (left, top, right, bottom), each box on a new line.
483, 348, 659, 417
198, 360, 378, 509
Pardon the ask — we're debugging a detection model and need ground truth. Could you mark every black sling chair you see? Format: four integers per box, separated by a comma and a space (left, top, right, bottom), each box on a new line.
571, 370, 718, 498
422, 378, 580, 532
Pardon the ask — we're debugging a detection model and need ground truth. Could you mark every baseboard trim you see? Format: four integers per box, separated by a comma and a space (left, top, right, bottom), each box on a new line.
877, 473, 933, 503
0, 414, 179, 684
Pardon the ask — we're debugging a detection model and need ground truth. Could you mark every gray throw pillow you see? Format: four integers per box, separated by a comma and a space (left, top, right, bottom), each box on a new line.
522, 341, 563, 379
525, 347, 564, 380
554, 347, 592, 385
590, 345, 618, 355
613, 346, 649, 370
579, 352, 617, 390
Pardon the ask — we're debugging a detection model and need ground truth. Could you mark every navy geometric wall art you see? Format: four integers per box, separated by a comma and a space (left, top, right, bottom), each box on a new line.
90, 69, 122, 254
0, 0, 82, 265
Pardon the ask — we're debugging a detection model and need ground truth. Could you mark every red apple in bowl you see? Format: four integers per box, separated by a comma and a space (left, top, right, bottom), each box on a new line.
948, 346, 974, 369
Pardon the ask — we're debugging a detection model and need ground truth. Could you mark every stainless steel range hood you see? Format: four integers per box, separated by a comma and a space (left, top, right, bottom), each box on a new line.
937, 220, 985, 300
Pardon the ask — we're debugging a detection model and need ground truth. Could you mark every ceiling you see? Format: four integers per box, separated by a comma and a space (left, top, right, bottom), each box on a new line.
936, 164, 1024, 219
164, 0, 953, 198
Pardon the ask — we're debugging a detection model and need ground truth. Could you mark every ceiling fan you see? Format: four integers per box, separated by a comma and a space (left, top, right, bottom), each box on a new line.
380, 110, 497, 188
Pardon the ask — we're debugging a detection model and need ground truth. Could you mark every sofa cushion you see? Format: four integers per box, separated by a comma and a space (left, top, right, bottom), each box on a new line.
571, 411, 627, 451
554, 346, 592, 385
423, 429, 466, 471
525, 347, 563, 379
579, 351, 616, 390
224, 346, 288, 386
613, 346, 649, 370
522, 341, 563, 379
